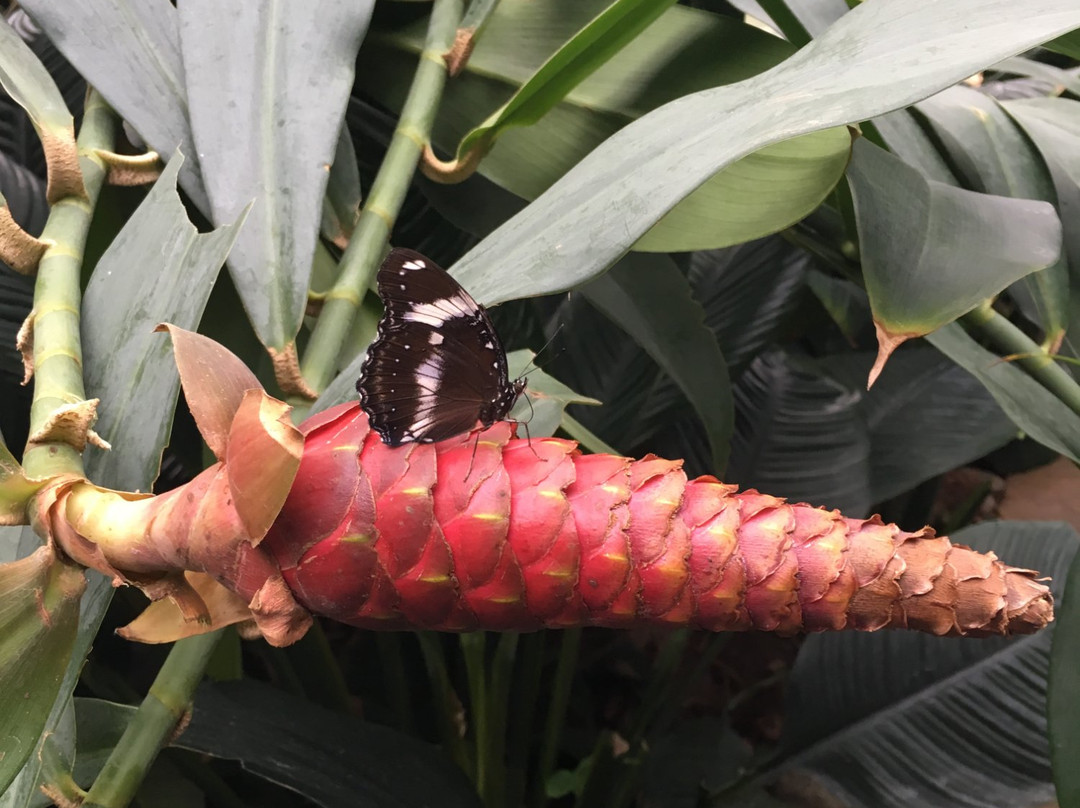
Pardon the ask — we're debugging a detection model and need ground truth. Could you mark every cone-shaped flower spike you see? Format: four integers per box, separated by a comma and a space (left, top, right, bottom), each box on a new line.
37, 327, 1052, 645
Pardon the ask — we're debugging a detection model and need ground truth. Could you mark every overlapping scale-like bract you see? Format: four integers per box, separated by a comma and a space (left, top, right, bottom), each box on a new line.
262, 403, 1052, 637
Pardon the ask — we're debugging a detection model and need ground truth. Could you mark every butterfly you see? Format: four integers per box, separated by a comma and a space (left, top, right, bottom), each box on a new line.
356, 248, 526, 447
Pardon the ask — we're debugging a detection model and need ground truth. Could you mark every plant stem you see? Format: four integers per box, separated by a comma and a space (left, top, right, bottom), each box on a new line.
531, 627, 581, 808
82, 631, 223, 808
961, 304, 1080, 418
461, 631, 488, 792
417, 631, 470, 773
298, 0, 463, 400
485, 631, 519, 807
506, 632, 546, 808
22, 90, 115, 480
377, 631, 416, 731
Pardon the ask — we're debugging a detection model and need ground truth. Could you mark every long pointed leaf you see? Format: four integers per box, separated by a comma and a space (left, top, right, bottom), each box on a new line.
18, 0, 209, 211
178, 0, 373, 350
451, 0, 1080, 305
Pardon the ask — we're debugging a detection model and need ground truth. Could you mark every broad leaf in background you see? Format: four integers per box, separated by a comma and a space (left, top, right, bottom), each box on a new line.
727, 0, 849, 41
175, 680, 482, 808
928, 323, 1080, 463
1003, 98, 1080, 280
454, 0, 679, 161
0, 17, 78, 204
583, 253, 733, 473
82, 152, 241, 491
1050, 546, 1080, 808
847, 138, 1060, 382
0, 545, 84, 796
178, 0, 373, 352
776, 522, 1078, 808
364, 1, 851, 253
727, 349, 870, 515
915, 86, 1068, 338
822, 348, 1016, 505
452, 0, 1080, 306
17, 0, 210, 211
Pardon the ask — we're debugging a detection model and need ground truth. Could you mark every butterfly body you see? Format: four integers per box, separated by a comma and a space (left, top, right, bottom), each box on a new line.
356, 249, 525, 447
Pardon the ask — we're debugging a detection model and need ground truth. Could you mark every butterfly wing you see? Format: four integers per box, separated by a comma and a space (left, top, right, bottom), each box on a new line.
356, 249, 512, 446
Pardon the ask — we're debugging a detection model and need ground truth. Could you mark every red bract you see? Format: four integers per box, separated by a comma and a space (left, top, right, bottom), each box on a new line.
32, 327, 1050, 646
262, 402, 1051, 638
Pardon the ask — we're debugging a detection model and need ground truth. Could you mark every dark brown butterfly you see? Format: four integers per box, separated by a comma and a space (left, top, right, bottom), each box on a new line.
356, 248, 525, 446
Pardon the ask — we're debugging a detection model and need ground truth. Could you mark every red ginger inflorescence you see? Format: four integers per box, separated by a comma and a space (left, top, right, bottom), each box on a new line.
262, 402, 1051, 638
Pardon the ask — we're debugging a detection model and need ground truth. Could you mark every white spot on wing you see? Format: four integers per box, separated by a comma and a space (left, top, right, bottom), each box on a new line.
402, 260, 425, 270
429, 332, 444, 346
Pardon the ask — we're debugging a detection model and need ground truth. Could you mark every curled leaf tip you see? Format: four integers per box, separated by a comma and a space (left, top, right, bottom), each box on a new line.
95, 149, 164, 186
420, 142, 484, 184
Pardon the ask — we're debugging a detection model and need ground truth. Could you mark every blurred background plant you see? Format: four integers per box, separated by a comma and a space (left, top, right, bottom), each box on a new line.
2, 1, 1080, 806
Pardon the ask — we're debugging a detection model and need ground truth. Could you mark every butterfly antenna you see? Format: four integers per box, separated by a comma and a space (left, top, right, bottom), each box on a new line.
517, 324, 565, 378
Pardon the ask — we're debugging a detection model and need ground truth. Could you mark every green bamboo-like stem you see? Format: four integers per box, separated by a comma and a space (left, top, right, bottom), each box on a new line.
531, 627, 581, 808
82, 631, 223, 808
417, 632, 471, 773
961, 304, 1080, 418
484, 631, 519, 807
298, 0, 463, 399
506, 632, 545, 808
461, 631, 488, 790
22, 90, 115, 480
377, 631, 416, 731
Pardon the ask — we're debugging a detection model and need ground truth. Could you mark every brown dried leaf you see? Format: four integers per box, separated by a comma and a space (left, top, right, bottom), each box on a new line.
268, 342, 316, 399
118, 571, 253, 643
226, 390, 303, 543
158, 324, 261, 460
26, 399, 107, 452
0, 206, 48, 274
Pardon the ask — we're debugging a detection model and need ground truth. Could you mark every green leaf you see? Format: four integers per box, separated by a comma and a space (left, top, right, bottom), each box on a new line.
174, 680, 483, 808
457, 0, 678, 158
0, 547, 85, 796
321, 123, 362, 246
1043, 27, 1080, 60
506, 349, 600, 439
365, 1, 850, 253
71, 699, 136, 788
17, 0, 210, 211
805, 269, 869, 344
1002, 98, 1080, 281
451, 0, 1080, 307
1051, 545, 1080, 808
847, 138, 1060, 337
177, 0, 374, 350
0, 17, 73, 142
914, 86, 1068, 337
582, 253, 732, 473
928, 322, 1080, 462
82, 152, 242, 492
778, 521, 1078, 808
